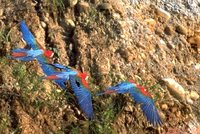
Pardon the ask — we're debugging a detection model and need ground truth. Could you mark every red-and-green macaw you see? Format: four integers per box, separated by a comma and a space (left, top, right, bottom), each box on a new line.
98, 80, 163, 126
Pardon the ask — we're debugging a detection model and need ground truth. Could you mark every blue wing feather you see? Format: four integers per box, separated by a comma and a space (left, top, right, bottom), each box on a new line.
69, 76, 94, 119
108, 82, 134, 94
54, 79, 67, 90
51, 63, 75, 72
130, 90, 162, 126
109, 82, 130, 89
15, 56, 36, 61
38, 57, 67, 90
41, 63, 75, 73
20, 21, 39, 50
12, 48, 29, 53
51, 63, 66, 69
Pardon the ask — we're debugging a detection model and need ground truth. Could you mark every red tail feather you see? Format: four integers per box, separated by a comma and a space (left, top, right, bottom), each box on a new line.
105, 90, 116, 94
12, 52, 27, 57
45, 75, 59, 80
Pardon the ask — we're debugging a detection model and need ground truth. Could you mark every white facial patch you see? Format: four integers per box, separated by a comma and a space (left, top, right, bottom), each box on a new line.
50, 52, 54, 57
85, 75, 89, 80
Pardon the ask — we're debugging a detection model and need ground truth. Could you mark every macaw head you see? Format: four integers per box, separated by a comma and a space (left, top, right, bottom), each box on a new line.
78, 72, 89, 88
78, 72, 88, 80
129, 80, 152, 97
44, 50, 54, 58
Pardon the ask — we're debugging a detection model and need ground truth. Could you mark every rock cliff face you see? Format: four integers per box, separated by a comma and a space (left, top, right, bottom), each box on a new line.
0, 0, 200, 133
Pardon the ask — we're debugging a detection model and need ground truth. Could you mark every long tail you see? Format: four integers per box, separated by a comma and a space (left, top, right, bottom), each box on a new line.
97, 89, 117, 96
12, 52, 27, 57
96, 92, 105, 96
43, 75, 59, 80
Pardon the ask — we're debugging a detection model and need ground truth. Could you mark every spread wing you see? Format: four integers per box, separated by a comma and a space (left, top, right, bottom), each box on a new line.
49, 63, 67, 69
130, 90, 162, 126
12, 48, 29, 53
69, 76, 94, 119
20, 21, 39, 50
39, 61, 67, 90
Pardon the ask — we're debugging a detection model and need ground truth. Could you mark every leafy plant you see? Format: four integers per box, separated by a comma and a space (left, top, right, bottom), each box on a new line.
46, 0, 66, 15
0, 114, 11, 134
0, 27, 11, 43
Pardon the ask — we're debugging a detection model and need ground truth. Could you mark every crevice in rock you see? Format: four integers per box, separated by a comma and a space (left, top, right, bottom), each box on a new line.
57, 17, 79, 67
34, 0, 42, 18
10, 109, 19, 129
43, 25, 55, 49
5, 92, 21, 130
89, 58, 103, 85
34, 0, 50, 47
0, 71, 3, 85
68, 35, 80, 67
34, 0, 56, 54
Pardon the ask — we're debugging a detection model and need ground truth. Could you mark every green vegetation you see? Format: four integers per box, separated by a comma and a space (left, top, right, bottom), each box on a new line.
0, 57, 9, 65
52, 0, 65, 11
89, 94, 126, 134
0, 27, 11, 43
88, 79, 125, 134
0, 114, 11, 134
46, 0, 66, 15
71, 126, 81, 134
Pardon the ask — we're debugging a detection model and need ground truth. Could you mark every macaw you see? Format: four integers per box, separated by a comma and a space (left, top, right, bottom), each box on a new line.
20, 20, 67, 89
51, 63, 89, 87
10, 48, 53, 61
69, 75, 94, 119
42, 63, 89, 86
98, 80, 163, 127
